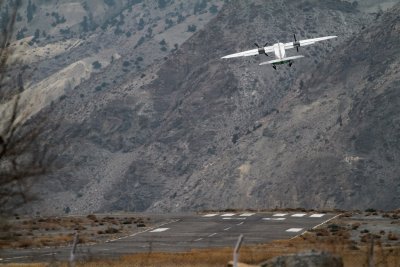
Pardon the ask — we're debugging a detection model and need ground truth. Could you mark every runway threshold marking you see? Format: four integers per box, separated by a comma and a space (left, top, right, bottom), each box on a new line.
203, 214, 218, 217
237, 222, 244, 225
150, 228, 170, 233
221, 213, 236, 217
194, 238, 203, 242
239, 213, 255, 217
273, 213, 288, 217
286, 228, 304, 232
310, 214, 325, 218
224, 227, 231, 231
208, 233, 217, 237
291, 213, 307, 217
262, 218, 286, 221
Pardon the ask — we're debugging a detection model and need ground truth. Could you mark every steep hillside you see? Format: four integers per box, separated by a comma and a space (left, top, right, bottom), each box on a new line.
19, 0, 400, 214
158, 1, 400, 211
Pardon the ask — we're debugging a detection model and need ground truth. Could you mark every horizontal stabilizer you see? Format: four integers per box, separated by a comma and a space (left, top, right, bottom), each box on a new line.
259, 55, 304, 65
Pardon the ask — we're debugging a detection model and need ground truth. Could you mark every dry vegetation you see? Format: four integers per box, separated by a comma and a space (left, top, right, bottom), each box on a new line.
3, 239, 399, 267
0, 214, 152, 249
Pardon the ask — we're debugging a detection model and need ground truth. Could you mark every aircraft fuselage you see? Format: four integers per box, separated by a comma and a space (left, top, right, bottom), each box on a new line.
273, 43, 286, 60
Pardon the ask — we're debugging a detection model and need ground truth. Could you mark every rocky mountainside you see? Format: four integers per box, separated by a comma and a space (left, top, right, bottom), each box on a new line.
11, 0, 400, 215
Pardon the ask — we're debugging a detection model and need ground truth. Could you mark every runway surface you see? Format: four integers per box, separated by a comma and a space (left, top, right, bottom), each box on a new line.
0, 211, 337, 263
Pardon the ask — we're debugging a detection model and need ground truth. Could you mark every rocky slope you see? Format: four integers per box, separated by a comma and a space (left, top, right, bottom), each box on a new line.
11, 0, 400, 214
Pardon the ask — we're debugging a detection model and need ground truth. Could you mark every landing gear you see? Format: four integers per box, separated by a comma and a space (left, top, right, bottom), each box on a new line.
288, 61, 293, 67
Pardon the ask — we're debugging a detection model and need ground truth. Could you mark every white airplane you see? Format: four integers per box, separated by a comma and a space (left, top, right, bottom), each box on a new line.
221, 34, 337, 69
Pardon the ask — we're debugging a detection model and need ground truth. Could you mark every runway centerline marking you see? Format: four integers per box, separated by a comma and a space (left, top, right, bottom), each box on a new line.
239, 213, 255, 217
194, 238, 203, 242
150, 228, 170, 233
310, 214, 325, 218
222, 217, 246, 220
291, 213, 307, 217
221, 213, 236, 217
208, 233, 217, 237
286, 228, 303, 232
224, 227, 231, 231
237, 222, 244, 225
203, 214, 218, 217
273, 213, 288, 217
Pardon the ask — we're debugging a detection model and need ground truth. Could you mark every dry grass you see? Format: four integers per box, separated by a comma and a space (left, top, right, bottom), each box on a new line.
75, 239, 400, 267
1, 237, 400, 267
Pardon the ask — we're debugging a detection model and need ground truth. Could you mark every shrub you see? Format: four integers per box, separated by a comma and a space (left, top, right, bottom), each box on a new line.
388, 232, 398, 241
104, 0, 115, 6
92, 61, 102, 69
209, 5, 218, 14
87, 214, 97, 221
187, 24, 196, 32
105, 227, 119, 234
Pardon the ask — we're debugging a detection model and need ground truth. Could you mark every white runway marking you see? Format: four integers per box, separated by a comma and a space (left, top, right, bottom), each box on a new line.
222, 217, 246, 220
237, 222, 244, 225
208, 233, 217, 237
194, 238, 203, 242
150, 228, 170, 233
221, 213, 236, 217
286, 228, 303, 232
273, 213, 288, 217
239, 213, 255, 217
203, 213, 218, 217
310, 214, 325, 218
291, 213, 307, 217
224, 227, 231, 231
262, 218, 286, 221
4, 256, 29, 260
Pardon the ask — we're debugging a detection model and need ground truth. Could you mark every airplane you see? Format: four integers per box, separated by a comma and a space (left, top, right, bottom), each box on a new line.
221, 34, 337, 69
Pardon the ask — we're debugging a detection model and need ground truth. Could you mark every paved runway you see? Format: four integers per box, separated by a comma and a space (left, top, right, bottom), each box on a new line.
0, 212, 337, 263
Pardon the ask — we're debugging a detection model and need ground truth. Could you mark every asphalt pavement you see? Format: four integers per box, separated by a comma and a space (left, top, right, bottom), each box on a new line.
0, 211, 337, 263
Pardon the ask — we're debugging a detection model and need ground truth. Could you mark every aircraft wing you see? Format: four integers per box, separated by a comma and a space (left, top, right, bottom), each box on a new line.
284, 36, 337, 50
221, 45, 275, 59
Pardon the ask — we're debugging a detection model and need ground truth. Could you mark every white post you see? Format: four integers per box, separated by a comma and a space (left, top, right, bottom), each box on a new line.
69, 232, 79, 267
368, 235, 374, 267
233, 234, 244, 267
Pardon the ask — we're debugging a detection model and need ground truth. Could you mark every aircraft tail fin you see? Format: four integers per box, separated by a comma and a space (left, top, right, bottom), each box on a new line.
259, 55, 304, 65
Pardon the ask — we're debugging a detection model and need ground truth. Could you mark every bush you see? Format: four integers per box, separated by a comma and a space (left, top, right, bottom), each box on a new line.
187, 24, 197, 32
92, 61, 102, 69
105, 227, 119, 234
104, 0, 115, 6
388, 232, 398, 241
209, 5, 218, 14
158, 0, 171, 9
87, 214, 97, 221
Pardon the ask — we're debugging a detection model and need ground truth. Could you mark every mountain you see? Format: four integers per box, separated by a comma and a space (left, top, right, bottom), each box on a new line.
10, 0, 400, 215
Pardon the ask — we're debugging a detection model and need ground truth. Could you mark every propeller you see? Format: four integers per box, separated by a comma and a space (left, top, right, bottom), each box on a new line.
293, 34, 300, 52
255, 42, 269, 56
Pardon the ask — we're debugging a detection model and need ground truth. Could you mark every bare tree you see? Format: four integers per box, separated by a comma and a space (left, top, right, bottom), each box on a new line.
0, 0, 51, 214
